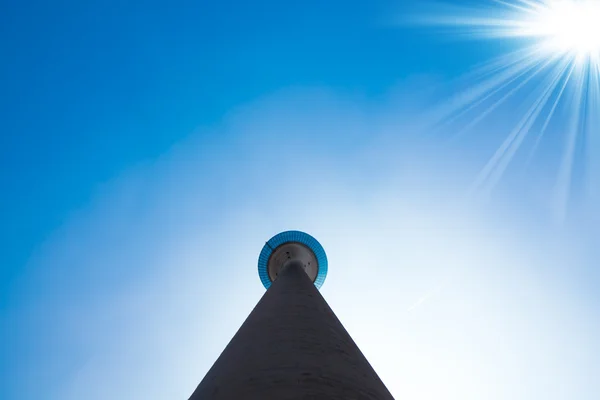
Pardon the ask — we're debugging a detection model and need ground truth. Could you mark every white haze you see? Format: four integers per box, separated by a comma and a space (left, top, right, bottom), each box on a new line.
10, 84, 600, 400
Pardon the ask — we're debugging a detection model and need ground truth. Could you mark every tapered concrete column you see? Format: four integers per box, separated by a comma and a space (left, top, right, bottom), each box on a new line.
189, 251, 395, 400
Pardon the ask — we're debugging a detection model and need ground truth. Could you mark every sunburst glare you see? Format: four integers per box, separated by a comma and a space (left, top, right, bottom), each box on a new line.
413, 0, 600, 221
518, 0, 600, 58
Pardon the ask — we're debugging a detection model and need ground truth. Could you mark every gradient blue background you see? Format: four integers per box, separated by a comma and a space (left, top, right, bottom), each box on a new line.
0, 0, 499, 280
1, 1, 598, 399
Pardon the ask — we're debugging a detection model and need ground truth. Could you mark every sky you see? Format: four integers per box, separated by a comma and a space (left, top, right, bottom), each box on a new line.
1, 0, 599, 399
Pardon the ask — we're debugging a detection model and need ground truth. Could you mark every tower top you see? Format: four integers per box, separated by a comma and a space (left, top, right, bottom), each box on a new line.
258, 230, 328, 289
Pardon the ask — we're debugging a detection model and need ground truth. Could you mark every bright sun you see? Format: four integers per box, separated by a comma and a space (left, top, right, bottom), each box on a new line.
414, 0, 600, 221
522, 0, 600, 58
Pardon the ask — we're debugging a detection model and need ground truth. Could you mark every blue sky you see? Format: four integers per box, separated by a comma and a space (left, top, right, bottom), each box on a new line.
1, 1, 599, 399
0, 0, 512, 279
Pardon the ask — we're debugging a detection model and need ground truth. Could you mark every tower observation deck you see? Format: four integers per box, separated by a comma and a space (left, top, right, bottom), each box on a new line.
189, 230, 395, 399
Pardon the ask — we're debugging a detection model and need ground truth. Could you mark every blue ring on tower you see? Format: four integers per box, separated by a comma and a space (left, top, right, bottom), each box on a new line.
258, 230, 328, 290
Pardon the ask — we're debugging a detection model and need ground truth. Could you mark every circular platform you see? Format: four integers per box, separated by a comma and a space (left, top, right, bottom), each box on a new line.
258, 231, 328, 289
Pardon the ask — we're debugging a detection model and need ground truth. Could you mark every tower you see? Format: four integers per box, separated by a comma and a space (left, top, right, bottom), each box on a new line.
189, 231, 395, 399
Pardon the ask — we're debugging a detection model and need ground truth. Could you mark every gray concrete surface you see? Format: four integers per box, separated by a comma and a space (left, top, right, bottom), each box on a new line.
189, 261, 395, 400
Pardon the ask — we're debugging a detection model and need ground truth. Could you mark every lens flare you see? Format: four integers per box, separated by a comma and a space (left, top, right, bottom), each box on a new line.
520, 0, 600, 58
413, 0, 600, 220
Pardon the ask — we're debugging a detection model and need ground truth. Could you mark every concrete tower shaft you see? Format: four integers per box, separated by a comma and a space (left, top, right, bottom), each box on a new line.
189, 258, 395, 399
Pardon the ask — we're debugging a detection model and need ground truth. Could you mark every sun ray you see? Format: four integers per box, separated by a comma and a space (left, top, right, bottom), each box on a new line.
411, 0, 600, 219
554, 62, 587, 221
471, 46, 546, 78
585, 57, 600, 202
526, 60, 577, 166
429, 46, 547, 128
484, 58, 572, 190
453, 53, 565, 140
471, 54, 574, 196
443, 59, 542, 131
